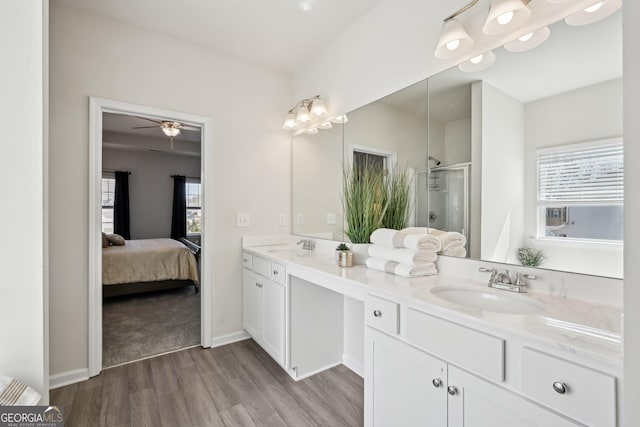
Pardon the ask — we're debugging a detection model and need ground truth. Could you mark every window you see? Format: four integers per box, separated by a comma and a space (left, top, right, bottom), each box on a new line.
186, 178, 202, 234
101, 174, 115, 233
537, 138, 623, 241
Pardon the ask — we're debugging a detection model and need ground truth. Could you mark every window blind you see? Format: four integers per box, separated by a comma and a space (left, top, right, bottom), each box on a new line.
537, 139, 623, 203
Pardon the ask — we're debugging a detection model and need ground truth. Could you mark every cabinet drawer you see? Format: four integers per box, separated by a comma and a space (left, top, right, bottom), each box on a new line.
406, 308, 504, 382
365, 295, 399, 335
252, 256, 271, 278
271, 262, 286, 285
242, 253, 253, 269
521, 348, 616, 427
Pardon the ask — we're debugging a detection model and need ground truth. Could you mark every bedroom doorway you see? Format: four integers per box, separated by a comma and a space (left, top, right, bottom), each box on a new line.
88, 98, 213, 376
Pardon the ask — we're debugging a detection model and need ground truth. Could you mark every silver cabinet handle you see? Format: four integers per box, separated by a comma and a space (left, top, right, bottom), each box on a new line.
273, 270, 278, 275
447, 386, 457, 396
553, 382, 567, 394
432, 378, 442, 388
373, 310, 382, 317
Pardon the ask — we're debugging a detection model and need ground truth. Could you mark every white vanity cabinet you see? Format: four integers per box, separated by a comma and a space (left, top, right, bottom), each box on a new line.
242, 253, 286, 367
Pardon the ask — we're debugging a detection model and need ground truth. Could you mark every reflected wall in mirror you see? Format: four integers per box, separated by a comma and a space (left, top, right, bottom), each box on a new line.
292, 124, 344, 240
428, 11, 622, 278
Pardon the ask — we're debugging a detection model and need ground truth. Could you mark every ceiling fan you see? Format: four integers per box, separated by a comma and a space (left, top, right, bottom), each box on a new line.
132, 117, 200, 150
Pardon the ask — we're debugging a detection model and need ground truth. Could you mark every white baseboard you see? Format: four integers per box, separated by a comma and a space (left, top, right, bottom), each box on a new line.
290, 361, 343, 381
209, 330, 251, 348
343, 353, 364, 378
49, 368, 89, 390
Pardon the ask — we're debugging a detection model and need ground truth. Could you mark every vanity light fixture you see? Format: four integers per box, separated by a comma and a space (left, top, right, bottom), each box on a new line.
434, 18, 474, 59
282, 95, 341, 134
483, 0, 532, 35
504, 26, 551, 52
331, 114, 349, 124
458, 50, 497, 73
564, 0, 621, 26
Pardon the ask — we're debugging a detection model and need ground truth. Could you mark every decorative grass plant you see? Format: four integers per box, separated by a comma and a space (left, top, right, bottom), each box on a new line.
342, 162, 387, 243
516, 247, 546, 268
382, 164, 412, 230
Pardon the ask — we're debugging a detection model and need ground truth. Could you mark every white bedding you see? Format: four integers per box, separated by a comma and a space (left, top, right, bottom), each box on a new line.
102, 238, 199, 286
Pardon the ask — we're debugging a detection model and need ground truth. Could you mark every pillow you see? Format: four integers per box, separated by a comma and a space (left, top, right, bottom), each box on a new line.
102, 232, 109, 248
106, 233, 126, 246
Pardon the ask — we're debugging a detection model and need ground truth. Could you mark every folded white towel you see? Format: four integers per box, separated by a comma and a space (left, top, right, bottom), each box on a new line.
368, 244, 437, 264
0, 376, 41, 405
442, 246, 467, 257
370, 228, 441, 252
366, 257, 437, 278
402, 227, 467, 252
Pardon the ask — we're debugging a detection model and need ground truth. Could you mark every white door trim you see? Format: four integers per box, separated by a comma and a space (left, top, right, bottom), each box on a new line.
88, 97, 213, 377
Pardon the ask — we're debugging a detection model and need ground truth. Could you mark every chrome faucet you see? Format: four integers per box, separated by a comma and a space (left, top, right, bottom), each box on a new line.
479, 267, 535, 293
297, 239, 315, 251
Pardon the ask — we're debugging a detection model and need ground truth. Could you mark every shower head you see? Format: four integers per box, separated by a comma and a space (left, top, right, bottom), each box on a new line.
429, 156, 441, 166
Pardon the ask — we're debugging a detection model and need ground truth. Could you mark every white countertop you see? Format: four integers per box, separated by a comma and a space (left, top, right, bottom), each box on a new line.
244, 243, 622, 368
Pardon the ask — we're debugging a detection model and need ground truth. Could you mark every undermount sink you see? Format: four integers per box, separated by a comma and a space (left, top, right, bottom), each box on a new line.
428, 286, 546, 315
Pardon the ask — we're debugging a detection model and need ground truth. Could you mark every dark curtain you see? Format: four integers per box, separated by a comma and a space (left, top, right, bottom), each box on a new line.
113, 171, 131, 239
171, 175, 187, 240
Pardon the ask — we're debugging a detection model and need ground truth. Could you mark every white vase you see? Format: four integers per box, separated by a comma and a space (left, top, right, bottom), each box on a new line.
350, 243, 372, 265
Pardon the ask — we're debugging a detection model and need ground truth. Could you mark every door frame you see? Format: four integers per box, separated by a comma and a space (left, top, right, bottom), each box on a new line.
88, 97, 213, 377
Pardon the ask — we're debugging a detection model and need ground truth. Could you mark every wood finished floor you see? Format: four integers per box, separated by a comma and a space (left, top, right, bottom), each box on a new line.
50, 339, 364, 427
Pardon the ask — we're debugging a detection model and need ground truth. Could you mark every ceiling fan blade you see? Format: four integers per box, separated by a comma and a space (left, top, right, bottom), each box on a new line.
136, 117, 163, 124
132, 125, 160, 129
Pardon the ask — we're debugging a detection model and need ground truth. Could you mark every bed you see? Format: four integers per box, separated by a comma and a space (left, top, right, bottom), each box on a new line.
102, 238, 200, 297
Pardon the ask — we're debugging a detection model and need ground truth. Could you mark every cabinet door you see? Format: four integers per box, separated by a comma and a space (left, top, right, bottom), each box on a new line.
261, 278, 286, 367
365, 328, 447, 427
447, 365, 579, 427
242, 268, 262, 341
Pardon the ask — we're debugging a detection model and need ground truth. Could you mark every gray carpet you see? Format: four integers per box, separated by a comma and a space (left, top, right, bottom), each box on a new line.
102, 286, 200, 367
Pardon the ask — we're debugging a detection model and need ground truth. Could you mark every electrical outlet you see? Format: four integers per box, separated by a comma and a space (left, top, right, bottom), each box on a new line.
279, 213, 287, 226
236, 213, 250, 227
326, 212, 337, 225
296, 213, 304, 226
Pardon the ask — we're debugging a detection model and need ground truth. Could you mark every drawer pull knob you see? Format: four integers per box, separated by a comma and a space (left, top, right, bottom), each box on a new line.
552, 382, 567, 394
273, 270, 278, 275
432, 378, 442, 388
373, 310, 382, 317
447, 386, 457, 396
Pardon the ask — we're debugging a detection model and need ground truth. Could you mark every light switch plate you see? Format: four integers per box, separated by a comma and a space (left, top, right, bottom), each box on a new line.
326, 212, 337, 225
296, 213, 304, 226
236, 213, 250, 227
279, 213, 287, 226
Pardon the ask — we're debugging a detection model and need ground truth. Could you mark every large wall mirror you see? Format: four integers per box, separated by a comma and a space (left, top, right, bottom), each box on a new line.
291, 10, 622, 279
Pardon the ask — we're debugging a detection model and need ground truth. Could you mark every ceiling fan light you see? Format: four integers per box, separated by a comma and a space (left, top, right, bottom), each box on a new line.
310, 97, 328, 116
483, 0, 531, 35
161, 124, 181, 138
458, 50, 496, 73
434, 19, 473, 59
565, 0, 620, 26
504, 26, 551, 53
296, 104, 310, 123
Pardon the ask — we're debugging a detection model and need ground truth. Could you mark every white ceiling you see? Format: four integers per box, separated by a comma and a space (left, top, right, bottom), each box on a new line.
56, 0, 384, 72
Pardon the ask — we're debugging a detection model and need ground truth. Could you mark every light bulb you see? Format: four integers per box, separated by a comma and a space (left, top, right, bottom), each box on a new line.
470, 54, 484, 64
446, 39, 460, 51
585, 2, 604, 13
497, 10, 514, 25
519, 32, 533, 42
310, 97, 327, 116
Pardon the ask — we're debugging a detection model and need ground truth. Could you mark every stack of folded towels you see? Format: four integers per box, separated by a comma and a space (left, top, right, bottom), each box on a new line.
365, 227, 467, 278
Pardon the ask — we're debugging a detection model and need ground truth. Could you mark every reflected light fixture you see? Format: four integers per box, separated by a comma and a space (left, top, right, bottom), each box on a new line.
565, 0, 621, 26
283, 95, 340, 134
331, 114, 349, 124
458, 50, 496, 73
504, 26, 551, 52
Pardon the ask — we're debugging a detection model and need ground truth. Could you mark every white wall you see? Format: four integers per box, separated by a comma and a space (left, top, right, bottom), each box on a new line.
102, 148, 201, 239
479, 82, 525, 264
444, 117, 471, 165
0, 0, 47, 399
49, 4, 291, 377
523, 79, 623, 278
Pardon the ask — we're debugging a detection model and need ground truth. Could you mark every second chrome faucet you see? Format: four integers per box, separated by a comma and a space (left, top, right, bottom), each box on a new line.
479, 267, 536, 293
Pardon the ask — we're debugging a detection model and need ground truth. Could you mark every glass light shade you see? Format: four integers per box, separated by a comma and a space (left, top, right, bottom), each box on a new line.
565, 0, 620, 26
318, 121, 333, 129
310, 97, 328, 116
282, 112, 299, 130
483, 0, 531, 35
296, 104, 311, 123
162, 126, 180, 138
434, 19, 473, 59
504, 26, 551, 53
304, 128, 318, 134
458, 50, 496, 73
331, 114, 349, 124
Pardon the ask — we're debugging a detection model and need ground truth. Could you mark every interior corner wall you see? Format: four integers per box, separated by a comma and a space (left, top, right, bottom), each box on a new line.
0, 0, 47, 399
102, 148, 202, 240
49, 4, 291, 378
479, 82, 525, 264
